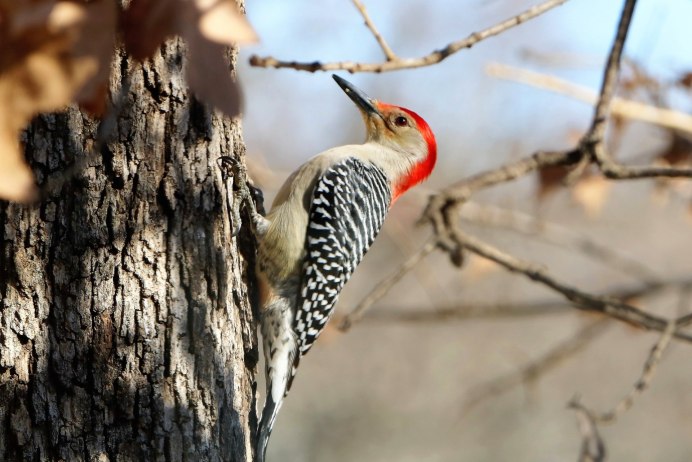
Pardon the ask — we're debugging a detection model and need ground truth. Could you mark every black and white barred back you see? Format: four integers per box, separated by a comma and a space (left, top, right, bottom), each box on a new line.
291, 157, 391, 367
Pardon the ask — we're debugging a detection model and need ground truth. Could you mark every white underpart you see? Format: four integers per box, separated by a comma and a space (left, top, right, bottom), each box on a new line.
262, 302, 297, 402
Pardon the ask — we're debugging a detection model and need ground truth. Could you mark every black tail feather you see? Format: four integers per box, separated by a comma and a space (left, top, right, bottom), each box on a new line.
256, 392, 280, 462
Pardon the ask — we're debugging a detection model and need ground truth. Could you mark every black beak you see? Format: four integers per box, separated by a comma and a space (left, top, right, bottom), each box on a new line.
332, 74, 381, 117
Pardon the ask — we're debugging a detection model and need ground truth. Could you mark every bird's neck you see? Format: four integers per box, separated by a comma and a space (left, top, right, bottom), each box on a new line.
391, 148, 436, 202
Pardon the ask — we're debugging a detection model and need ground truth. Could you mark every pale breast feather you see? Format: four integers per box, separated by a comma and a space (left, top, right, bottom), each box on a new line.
292, 157, 391, 357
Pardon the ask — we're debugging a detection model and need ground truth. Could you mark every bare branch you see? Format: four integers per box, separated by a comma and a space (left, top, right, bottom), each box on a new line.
675, 285, 692, 327
569, 399, 607, 462
568, 319, 678, 454
339, 237, 437, 331
418, 150, 689, 343
425, 150, 581, 212
575, 0, 692, 179
250, 0, 570, 73
416, 0, 692, 340
383, 215, 452, 305
593, 155, 692, 179
584, 0, 637, 148
366, 278, 692, 324
595, 320, 677, 424
366, 301, 568, 323
486, 63, 692, 136
460, 320, 610, 416
351, 0, 397, 61
448, 227, 692, 342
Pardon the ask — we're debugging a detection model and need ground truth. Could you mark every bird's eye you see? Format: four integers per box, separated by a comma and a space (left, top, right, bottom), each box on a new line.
394, 116, 409, 127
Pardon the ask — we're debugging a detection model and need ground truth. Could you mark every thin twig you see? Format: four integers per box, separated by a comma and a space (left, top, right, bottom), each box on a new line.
596, 160, 692, 179
569, 399, 607, 462
584, 0, 637, 148
339, 237, 437, 331
365, 277, 692, 324
424, 150, 581, 216
675, 285, 692, 327
449, 228, 692, 342
576, 0, 692, 179
384, 214, 451, 306
420, 145, 690, 340
460, 320, 610, 416
486, 63, 692, 136
595, 320, 677, 424
250, 0, 570, 73
351, 0, 397, 61
366, 300, 568, 323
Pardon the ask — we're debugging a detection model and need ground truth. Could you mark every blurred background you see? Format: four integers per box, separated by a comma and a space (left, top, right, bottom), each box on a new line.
237, 0, 692, 460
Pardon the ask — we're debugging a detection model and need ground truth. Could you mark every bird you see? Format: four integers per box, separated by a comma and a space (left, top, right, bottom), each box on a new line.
230, 75, 437, 462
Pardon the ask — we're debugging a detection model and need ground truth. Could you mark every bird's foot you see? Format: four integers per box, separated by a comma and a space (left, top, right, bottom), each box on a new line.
218, 156, 266, 237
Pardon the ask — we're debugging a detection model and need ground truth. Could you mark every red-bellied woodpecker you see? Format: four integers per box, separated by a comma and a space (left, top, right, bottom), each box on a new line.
235, 75, 437, 462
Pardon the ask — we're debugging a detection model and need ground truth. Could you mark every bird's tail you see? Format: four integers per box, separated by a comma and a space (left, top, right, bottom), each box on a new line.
256, 298, 296, 462
256, 391, 282, 462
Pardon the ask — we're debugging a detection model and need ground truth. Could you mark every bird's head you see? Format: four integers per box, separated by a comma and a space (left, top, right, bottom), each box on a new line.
333, 74, 437, 199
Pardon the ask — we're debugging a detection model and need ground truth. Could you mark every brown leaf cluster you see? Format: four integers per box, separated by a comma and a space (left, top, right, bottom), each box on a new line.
0, 0, 116, 201
0, 0, 256, 202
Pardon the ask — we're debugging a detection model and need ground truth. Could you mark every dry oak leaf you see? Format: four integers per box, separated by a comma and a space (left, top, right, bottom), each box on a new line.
123, 0, 257, 117
0, 0, 117, 202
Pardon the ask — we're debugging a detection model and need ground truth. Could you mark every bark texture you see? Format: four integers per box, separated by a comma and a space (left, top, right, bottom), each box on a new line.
0, 39, 258, 461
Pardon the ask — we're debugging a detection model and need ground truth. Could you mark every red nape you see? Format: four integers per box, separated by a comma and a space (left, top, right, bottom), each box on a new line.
392, 106, 437, 201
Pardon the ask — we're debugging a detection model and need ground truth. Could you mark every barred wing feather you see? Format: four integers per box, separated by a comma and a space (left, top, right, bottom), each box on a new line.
292, 157, 391, 366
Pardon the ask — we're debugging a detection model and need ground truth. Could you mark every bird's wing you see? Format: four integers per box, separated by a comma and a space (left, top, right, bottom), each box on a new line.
291, 157, 391, 360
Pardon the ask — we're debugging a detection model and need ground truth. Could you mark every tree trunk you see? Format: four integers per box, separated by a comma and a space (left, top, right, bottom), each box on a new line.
0, 38, 258, 461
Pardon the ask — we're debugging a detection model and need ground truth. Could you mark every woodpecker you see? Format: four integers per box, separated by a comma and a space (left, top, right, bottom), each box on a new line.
241, 75, 437, 462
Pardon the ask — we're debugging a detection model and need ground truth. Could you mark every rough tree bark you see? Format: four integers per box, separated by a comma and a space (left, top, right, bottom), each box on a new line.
0, 37, 258, 461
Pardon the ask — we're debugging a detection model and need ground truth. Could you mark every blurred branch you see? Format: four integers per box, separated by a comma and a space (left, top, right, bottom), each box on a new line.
366, 300, 568, 323
578, 0, 692, 180
351, 0, 397, 61
675, 285, 692, 327
431, 150, 583, 207
594, 320, 676, 424
486, 63, 692, 136
419, 150, 691, 341
567, 318, 678, 457
339, 237, 437, 331
460, 320, 610, 416
447, 228, 692, 342
418, 0, 692, 344
460, 202, 661, 282
250, 0, 570, 73
364, 277, 692, 324
384, 214, 452, 306
569, 399, 607, 462
585, 0, 635, 150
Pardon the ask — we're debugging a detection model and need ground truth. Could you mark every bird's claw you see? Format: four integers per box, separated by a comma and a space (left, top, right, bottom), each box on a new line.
218, 156, 263, 237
